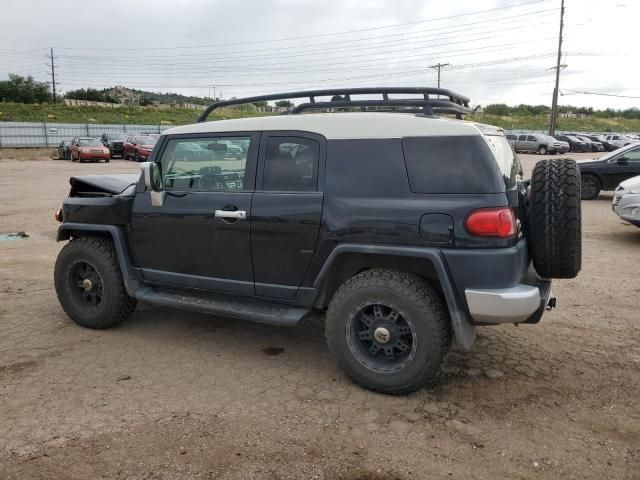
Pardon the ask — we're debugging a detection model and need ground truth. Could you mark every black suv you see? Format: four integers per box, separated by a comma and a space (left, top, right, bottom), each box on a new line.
100, 132, 127, 158
53, 88, 581, 395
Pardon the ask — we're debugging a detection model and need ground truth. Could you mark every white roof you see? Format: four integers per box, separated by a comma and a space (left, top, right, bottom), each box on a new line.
164, 112, 495, 140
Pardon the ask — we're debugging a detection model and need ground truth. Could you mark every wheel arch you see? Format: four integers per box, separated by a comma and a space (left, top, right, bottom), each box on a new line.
57, 223, 141, 295
312, 244, 476, 349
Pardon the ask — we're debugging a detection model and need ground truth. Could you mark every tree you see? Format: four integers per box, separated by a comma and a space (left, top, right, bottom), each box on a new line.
484, 103, 511, 116
275, 100, 294, 108
0, 74, 51, 103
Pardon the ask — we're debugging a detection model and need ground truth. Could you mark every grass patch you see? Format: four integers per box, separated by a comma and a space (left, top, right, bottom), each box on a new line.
0, 102, 268, 125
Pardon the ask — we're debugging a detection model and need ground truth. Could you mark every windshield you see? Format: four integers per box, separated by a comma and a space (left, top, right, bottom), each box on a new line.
599, 143, 639, 161
109, 134, 126, 140
78, 139, 102, 147
136, 136, 157, 145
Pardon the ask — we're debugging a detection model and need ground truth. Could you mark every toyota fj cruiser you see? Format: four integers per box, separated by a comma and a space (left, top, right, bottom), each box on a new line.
53, 88, 582, 395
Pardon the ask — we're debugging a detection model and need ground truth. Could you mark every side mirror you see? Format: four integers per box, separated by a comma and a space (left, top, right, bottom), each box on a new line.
141, 162, 164, 207
141, 162, 160, 190
617, 157, 629, 165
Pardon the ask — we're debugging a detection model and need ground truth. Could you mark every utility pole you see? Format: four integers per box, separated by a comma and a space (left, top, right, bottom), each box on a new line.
548, 0, 565, 135
47, 47, 57, 102
429, 62, 450, 88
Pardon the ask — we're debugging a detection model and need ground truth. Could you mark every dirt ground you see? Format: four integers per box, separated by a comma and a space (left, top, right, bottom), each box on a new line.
0, 152, 638, 479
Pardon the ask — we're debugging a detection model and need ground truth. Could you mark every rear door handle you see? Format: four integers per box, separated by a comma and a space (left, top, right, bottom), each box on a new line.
214, 209, 247, 220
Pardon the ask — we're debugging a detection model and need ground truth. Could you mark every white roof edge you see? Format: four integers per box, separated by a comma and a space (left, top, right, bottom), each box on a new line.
163, 112, 486, 139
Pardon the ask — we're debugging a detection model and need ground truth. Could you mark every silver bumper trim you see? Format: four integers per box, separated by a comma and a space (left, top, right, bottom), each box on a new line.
465, 284, 542, 324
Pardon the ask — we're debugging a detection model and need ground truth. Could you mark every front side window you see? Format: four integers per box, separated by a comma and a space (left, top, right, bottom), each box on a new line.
527, 135, 537, 141
158, 136, 252, 191
262, 137, 319, 192
623, 147, 640, 161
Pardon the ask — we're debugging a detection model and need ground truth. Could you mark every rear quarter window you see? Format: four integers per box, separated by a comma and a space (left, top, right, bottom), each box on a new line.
402, 136, 506, 194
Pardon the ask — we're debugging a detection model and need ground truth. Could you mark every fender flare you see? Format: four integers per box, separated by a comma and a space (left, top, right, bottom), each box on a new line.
57, 222, 141, 296
312, 244, 476, 349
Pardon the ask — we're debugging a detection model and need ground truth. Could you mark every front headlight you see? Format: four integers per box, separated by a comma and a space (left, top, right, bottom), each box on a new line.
103, 148, 110, 154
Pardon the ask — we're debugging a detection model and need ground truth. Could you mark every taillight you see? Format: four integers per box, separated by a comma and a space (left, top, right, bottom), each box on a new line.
465, 207, 517, 238
54, 209, 63, 222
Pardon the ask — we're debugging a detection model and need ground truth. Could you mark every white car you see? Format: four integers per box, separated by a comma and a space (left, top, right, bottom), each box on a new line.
605, 134, 638, 149
613, 175, 640, 227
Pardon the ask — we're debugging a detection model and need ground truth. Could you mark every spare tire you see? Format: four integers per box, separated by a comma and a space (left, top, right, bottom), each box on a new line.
528, 159, 581, 279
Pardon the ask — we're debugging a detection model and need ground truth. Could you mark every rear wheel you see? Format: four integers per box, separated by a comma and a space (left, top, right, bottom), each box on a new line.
538, 145, 548, 155
54, 237, 136, 329
326, 269, 450, 395
134, 151, 140, 162
528, 159, 582, 279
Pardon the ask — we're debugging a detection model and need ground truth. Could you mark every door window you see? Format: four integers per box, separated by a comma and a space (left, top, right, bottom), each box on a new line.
518, 135, 527, 141
158, 136, 252, 191
262, 137, 319, 192
526, 135, 537, 142
624, 147, 640, 161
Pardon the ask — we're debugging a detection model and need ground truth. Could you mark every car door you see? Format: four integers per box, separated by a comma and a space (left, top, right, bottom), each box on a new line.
516, 135, 527, 152
130, 132, 259, 295
605, 146, 640, 188
526, 135, 538, 151
251, 132, 325, 300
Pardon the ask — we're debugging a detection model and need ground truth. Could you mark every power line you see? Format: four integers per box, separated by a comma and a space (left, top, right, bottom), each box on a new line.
52, 0, 551, 51
54, 41, 557, 83
53, 10, 557, 63
562, 90, 640, 99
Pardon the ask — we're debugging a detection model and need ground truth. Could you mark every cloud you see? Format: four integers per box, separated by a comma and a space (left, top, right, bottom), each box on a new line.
0, 0, 637, 110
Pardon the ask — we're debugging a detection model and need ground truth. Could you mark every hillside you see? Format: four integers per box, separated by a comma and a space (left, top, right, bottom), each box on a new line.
0, 102, 266, 125
1, 102, 640, 132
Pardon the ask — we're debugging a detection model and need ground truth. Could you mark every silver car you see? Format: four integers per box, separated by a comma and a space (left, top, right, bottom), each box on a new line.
506, 133, 569, 155
613, 175, 640, 227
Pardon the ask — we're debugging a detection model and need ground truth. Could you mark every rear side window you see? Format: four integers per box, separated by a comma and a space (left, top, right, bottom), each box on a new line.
262, 136, 319, 192
402, 136, 506, 194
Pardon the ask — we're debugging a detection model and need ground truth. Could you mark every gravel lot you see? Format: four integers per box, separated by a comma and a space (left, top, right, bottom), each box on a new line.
0, 152, 638, 479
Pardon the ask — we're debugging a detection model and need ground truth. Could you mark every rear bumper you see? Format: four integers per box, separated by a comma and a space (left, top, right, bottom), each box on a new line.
442, 239, 554, 325
465, 279, 553, 324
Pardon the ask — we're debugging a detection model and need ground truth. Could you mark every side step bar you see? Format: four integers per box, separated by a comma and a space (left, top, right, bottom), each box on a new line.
135, 287, 310, 327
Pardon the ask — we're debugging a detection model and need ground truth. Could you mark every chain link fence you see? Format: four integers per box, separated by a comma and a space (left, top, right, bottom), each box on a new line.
0, 122, 174, 148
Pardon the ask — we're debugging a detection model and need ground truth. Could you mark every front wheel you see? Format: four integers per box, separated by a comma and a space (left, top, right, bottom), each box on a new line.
581, 174, 601, 200
325, 269, 450, 395
54, 237, 136, 329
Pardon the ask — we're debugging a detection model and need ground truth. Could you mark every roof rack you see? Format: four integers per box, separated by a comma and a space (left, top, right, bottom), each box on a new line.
197, 87, 471, 123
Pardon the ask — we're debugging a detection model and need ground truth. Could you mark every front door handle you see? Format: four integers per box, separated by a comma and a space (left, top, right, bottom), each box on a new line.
214, 209, 247, 220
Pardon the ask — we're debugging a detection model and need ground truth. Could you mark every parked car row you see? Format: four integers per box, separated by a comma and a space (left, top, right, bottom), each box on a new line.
506, 132, 640, 154
57, 133, 160, 162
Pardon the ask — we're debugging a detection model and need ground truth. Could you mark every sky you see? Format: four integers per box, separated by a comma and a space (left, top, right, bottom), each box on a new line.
0, 0, 638, 110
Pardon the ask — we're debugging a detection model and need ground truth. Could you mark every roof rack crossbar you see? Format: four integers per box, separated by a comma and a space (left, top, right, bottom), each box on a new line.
197, 87, 471, 122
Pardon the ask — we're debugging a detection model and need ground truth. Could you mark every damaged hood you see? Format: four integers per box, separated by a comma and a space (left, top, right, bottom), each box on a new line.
69, 174, 140, 195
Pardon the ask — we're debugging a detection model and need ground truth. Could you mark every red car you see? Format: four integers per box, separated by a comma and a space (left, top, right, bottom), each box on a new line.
69, 137, 110, 163
122, 135, 158, 161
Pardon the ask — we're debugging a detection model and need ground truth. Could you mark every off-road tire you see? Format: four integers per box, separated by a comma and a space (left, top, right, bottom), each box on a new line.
580, 174, 601, 200
325, 269, 450, 395
528, 159, 581, 279
54, 236, 136, 329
